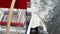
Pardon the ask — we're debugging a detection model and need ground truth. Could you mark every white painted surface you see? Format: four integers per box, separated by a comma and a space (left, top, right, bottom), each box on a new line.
0, 26, 25, 34
0, 10, 4, 21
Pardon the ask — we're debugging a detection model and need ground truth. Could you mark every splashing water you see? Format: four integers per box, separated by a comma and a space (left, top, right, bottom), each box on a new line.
32, 0, 56, 32
27, 0, 59, 34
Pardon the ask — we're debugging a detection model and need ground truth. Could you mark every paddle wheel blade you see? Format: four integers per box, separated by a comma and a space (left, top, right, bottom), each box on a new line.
0, 0, 27, 9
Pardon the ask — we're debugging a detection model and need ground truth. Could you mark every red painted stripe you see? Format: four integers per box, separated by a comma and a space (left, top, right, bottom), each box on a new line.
0, 21, 23, 27
0, 0, 27, 9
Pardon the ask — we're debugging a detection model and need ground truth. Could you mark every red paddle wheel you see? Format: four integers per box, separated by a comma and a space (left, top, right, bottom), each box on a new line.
0, 0, 27, 27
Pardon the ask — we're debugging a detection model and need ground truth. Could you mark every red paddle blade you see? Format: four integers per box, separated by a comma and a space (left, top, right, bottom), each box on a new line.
0, 0, 27, 9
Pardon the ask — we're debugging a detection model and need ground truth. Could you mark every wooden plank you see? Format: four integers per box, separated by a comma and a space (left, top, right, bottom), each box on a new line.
6, 0, 16, 34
